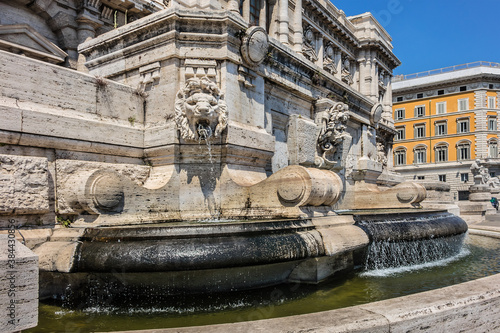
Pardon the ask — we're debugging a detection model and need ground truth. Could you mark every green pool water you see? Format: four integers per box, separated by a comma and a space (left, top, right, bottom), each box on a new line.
29, 234, 500, 333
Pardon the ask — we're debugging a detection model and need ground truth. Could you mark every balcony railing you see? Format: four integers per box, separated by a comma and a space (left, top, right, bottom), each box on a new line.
393, 61, 500, 82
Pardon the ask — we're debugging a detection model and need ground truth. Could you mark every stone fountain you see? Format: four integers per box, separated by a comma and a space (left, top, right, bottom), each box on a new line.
0, 0, 467, 312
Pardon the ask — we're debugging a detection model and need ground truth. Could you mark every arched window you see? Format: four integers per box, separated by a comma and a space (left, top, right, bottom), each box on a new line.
434, 143, 448, 162
414, 145, 427, 164
489, 139, 498, 158
456, 140, 471, 161
394, 147, 406, 166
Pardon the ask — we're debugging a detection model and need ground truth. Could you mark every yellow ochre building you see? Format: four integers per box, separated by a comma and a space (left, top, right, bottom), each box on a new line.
392, 62, 500, 201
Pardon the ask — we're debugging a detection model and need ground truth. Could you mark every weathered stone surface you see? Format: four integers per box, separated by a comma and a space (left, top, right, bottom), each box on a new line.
34, 241, 80, 273
0, 235, 38, 333
287, 114, 317, 166
0, 154, 49, 215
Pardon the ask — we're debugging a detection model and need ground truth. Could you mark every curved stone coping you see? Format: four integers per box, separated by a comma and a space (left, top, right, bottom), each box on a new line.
107, 273, 500, 333
105, 231, 500, 333
354, 211, 468, 241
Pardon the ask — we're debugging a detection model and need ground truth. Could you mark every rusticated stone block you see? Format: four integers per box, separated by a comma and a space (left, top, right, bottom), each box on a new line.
0, 154, 49, 215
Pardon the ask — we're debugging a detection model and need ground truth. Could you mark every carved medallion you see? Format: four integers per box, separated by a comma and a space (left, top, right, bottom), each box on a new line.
241, 26, 269, 66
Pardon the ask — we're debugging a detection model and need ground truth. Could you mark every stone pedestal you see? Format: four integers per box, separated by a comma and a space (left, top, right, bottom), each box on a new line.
458, 184, 496, 224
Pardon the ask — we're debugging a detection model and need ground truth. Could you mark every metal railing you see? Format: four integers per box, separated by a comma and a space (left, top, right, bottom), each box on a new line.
392, 61, 500, 82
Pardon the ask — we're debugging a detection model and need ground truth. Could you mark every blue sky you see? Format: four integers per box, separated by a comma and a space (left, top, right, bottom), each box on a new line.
334, 0, 500, 75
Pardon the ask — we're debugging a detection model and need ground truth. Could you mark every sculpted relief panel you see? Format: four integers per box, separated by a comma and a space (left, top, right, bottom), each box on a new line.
174, 75, 228, 141
315, 101, 351, 169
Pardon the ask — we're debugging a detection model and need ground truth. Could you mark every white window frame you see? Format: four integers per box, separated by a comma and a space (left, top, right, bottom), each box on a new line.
435, 121, 447, 136
414, 105, 425, 117
395, 108, 405, 120
414, 146, 427, 164
460, 173, 469, 182
438, 174, 446, 182
488, 116, 497, 131
394, 148, 406, 166
435, 144, 448, 162
396, 126, 405, 141
414, 123, 426, 138
488, 96, 496, 109
489, 140, 498, 158
457, 118, 470, 133
436, 101, 446, 114
458, 98, 469, 111
457, 141, 471, 161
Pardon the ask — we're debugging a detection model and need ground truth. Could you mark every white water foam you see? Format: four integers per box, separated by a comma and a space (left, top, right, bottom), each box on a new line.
360, 247, 470, 278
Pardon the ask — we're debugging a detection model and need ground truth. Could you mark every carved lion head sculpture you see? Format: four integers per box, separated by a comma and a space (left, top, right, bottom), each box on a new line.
174, 76, 228, 141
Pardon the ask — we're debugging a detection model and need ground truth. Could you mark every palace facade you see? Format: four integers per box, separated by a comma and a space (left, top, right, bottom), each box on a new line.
392, 62, 500, 201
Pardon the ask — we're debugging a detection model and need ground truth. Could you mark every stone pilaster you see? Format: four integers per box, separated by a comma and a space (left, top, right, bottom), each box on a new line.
278, 0, 289, 44
292, 0, 302, 52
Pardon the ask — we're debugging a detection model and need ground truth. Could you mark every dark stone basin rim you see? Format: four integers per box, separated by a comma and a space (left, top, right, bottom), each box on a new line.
80, 219, 316, 242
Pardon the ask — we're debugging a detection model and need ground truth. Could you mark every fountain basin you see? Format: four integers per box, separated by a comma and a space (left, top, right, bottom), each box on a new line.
30, 231, 500, 332
37, 210, 469, 306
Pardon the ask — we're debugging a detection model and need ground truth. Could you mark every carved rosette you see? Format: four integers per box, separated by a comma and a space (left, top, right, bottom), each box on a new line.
315, 102, 350, 168
174, 76, 228, 142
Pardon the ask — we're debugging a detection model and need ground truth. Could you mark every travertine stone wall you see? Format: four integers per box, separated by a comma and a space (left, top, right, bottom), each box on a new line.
0, 235, 38, 333
0, 155, 49, 215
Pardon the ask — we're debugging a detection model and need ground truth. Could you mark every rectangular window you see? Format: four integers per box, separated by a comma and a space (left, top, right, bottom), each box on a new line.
457, 143, 470, 160
460, 173, 469, 182
489, 117, 497, 131
249, 0, 261, 26
458, 98, 469, 111
457, 118, 469, 133
435, 146, 448, 162
491, 172, 496, 178
458, 190, 469, 201
489, 141, 498, 158
417, 93, 424, 99
436, 101, 446, 114
435, 121, 447, 136
395, 108, 405, 120
415, 106, 425, 117
396, 96, 403, 102
460, 86, 467, 92
396, 127, 405, 140
488, 96, 496, 109
414, 124, 426, 138
438, 175, 446, 182
438, 90, 445, 95
415, 149, 426, 164
417, 176, 425, 180
394, 150, 406, 166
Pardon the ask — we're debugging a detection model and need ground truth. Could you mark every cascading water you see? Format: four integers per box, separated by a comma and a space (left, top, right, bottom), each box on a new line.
197, 127, 220, 220
354, 212, 468, 271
